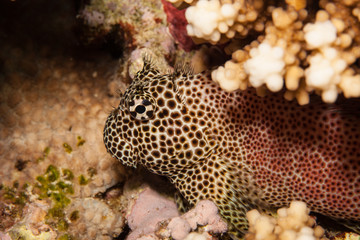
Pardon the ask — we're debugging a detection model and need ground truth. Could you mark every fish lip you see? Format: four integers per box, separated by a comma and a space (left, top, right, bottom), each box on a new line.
103, 112, 138, 168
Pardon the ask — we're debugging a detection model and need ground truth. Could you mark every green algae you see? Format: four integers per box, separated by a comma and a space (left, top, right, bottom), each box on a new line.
58, 234, 74, 240
2, 182, 29, 206
56, 218, 69, 231
3, 138, 96, 238
62, 143, 73, 154
76, 136, 86, 147
36, 147, 50, 163
36, 165, 74, 207
34, 165, 76, 233
46, 165, 60, 182
0, 133, 103, 240
63, 136, 85, 153
78, 174, 89, 185
62, 169, 74, 181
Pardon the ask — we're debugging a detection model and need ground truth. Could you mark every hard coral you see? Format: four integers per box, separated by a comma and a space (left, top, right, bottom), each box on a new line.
80, 0, 182, 81
173, 0, 266, 44
245, 201, 327, 240
7, 200, 57, 240
126, 187, 179, 240
169, 0, 360, 103
66, 198, 124, 239
244, 42, 285, 92
212, 6, 360, 104
167, 200, 227, 239
126, 186, 227, 240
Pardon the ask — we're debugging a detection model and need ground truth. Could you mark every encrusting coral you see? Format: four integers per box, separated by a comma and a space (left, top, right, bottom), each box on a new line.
125, 185, 227, 240
165, 0, 360, 104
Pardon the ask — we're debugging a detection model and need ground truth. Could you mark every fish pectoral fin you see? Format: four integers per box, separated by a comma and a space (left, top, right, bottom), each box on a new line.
174, 190, 192, 213
169, 152, 265, 238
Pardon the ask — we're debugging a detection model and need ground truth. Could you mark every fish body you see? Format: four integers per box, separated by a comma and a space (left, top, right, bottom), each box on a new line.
103, 59, 360, 237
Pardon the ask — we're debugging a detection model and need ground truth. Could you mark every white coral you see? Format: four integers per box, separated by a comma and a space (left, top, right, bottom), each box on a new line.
244, 42, 285, 92
304, 20, 337, 49
185, 0, 239, 43
246, 201, 325, 240
305, 47, 347, 103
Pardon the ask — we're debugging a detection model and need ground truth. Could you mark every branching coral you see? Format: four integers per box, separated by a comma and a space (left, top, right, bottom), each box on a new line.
245, 201, 327, 240
213, 6, 360, 104
181, 0, 266, 44
167, 0, 360, 104
244, 42, 285, 92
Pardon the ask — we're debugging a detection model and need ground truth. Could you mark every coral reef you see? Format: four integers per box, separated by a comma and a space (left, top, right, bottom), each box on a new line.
166, 200, 228, 239
0, 51, 122, 196
166, 0, 360, 104
0, 4, 126, 235
1, 0, 360, 239
245, 201, 360, 240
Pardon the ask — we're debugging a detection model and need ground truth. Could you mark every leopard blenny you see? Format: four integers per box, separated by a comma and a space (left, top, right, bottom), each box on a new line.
103, 59, 360, 237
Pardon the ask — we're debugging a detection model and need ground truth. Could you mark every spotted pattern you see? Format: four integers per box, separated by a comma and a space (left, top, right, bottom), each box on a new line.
104, 59, 360, 237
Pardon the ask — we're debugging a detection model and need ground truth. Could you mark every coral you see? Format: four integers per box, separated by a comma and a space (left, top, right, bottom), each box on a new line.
244, 42, 285, 92
245, 201, 327, 240
126, 187, 179, 240
176, 0, 266, 44
65, 198, 124, 239
7, 200, 57, 240
169, 0, 360, 104
79, 0, 187, 81
0, 0, 191, 238
0, 59, 122, 195
0, 161, 124, 239
125, 186, 227, 240
166, 200, 228, 239
0, 28, 128, 237
213, 6, 360, 104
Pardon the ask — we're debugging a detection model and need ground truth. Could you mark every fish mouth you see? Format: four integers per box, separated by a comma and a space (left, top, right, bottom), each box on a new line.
103, 112, 137, 168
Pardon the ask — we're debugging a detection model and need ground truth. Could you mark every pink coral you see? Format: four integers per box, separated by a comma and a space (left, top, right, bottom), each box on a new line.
182, 200, 227, 233
167, 200, 228, 239
126, 187, 179, 240
126, 186, 227, 240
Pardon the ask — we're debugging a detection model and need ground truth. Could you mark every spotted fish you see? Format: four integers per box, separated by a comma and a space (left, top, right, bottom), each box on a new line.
103, 58, 360, 237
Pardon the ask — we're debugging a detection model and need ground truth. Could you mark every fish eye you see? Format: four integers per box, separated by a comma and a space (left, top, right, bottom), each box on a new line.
128, 97, 155, 121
